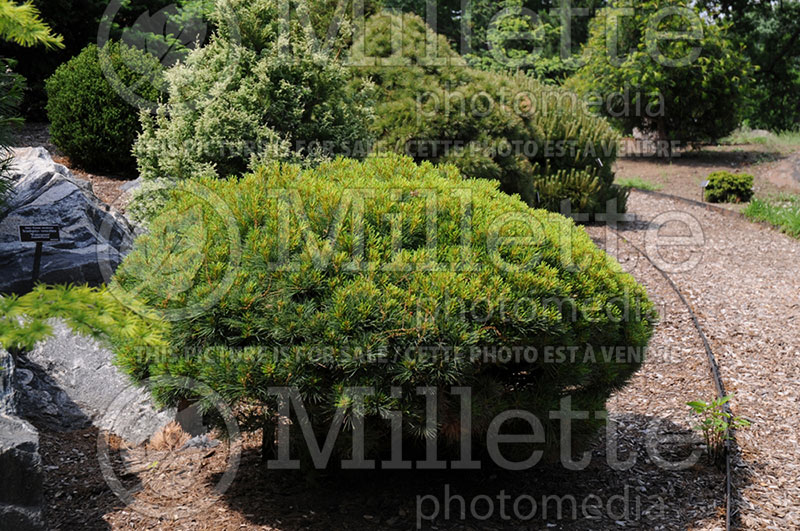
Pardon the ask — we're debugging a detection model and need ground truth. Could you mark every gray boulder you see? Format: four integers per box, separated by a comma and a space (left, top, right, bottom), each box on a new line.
17, 320, 175, 445
748, 129, 776, 139
0, 147, 134, 294
13, 354, 91, 433
119, 176, 142, 193
0, 348, 15, 415
0, 350, 44, 531
0, 416, 44, 531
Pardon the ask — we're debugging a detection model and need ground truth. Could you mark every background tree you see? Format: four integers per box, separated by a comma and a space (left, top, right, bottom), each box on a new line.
696, 0, 800, 132
568, 0, 749, 145
0, 0, 62, 208
383, 0, 604, 81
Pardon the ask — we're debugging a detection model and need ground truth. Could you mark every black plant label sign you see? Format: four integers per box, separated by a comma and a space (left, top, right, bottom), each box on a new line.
19, 225, 60, 242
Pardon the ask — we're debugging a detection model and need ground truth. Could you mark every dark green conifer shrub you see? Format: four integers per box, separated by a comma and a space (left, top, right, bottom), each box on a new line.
112, 154, 656, 465
348, 12, 626, 214
704, 171, 754, 203
567, 0, 749, 145
45, 41, 163, 173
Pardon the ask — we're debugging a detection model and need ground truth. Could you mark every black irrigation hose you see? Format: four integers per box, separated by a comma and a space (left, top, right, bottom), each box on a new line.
606, 220, 736, 531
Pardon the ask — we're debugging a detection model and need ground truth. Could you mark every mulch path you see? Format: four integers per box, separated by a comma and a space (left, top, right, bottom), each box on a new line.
586, 190, 800, 529
615, 144, 800, 211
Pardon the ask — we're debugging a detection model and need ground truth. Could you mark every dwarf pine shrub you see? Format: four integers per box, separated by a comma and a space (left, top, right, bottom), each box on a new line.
704, 171, 754, 203
113, 155, 656, 466
133, 0, 374, 185
347, 12, 626, 214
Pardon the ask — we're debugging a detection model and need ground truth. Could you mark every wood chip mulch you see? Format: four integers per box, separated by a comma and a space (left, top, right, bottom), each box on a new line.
586, 190, 800, 529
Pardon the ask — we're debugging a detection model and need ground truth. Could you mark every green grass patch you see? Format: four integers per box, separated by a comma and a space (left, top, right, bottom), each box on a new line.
615, 177, 663, 191
721, 128, 800, 152
743, 194, 800, 238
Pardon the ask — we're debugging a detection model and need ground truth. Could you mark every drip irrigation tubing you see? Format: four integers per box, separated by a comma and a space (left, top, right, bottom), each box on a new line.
604, 186, 751, 530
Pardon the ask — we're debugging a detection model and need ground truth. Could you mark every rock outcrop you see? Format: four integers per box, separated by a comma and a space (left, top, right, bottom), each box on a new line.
16, 320, 175, 445
0, 321, 178, 530
0, 147, 134, 294
0, 349, 45, 531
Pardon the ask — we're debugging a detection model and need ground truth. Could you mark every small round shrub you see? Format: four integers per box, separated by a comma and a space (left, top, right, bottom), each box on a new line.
704, 171, 754, 203
45, 42, 163, 174
113, 154, 656, 465
348, 12, 626, 214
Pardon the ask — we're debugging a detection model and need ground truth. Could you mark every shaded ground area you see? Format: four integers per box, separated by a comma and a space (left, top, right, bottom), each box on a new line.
615, 142, 800, 209
38, 418, 723, 530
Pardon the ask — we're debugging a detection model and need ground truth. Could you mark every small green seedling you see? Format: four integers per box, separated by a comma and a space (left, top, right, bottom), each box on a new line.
687, 395, 750, 465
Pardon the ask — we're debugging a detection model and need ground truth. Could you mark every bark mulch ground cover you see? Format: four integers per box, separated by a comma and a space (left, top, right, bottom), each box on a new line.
591, 191, 800, 529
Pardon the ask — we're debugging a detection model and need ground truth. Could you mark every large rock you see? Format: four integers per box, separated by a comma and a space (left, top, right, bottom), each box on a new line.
0, 348, 15, 415
17, 320, 175, 445
0, 147, 134, 294
0, 415, 44, 531
13, 353, 91, 433
0, 416, 44, 531
0, 350, 44, 531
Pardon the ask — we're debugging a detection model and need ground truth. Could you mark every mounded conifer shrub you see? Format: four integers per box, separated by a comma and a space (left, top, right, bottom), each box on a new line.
704, 171, 754, 203
45, 41, 163, 173
112, 154, 656, 466
347, 12, 627, 214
